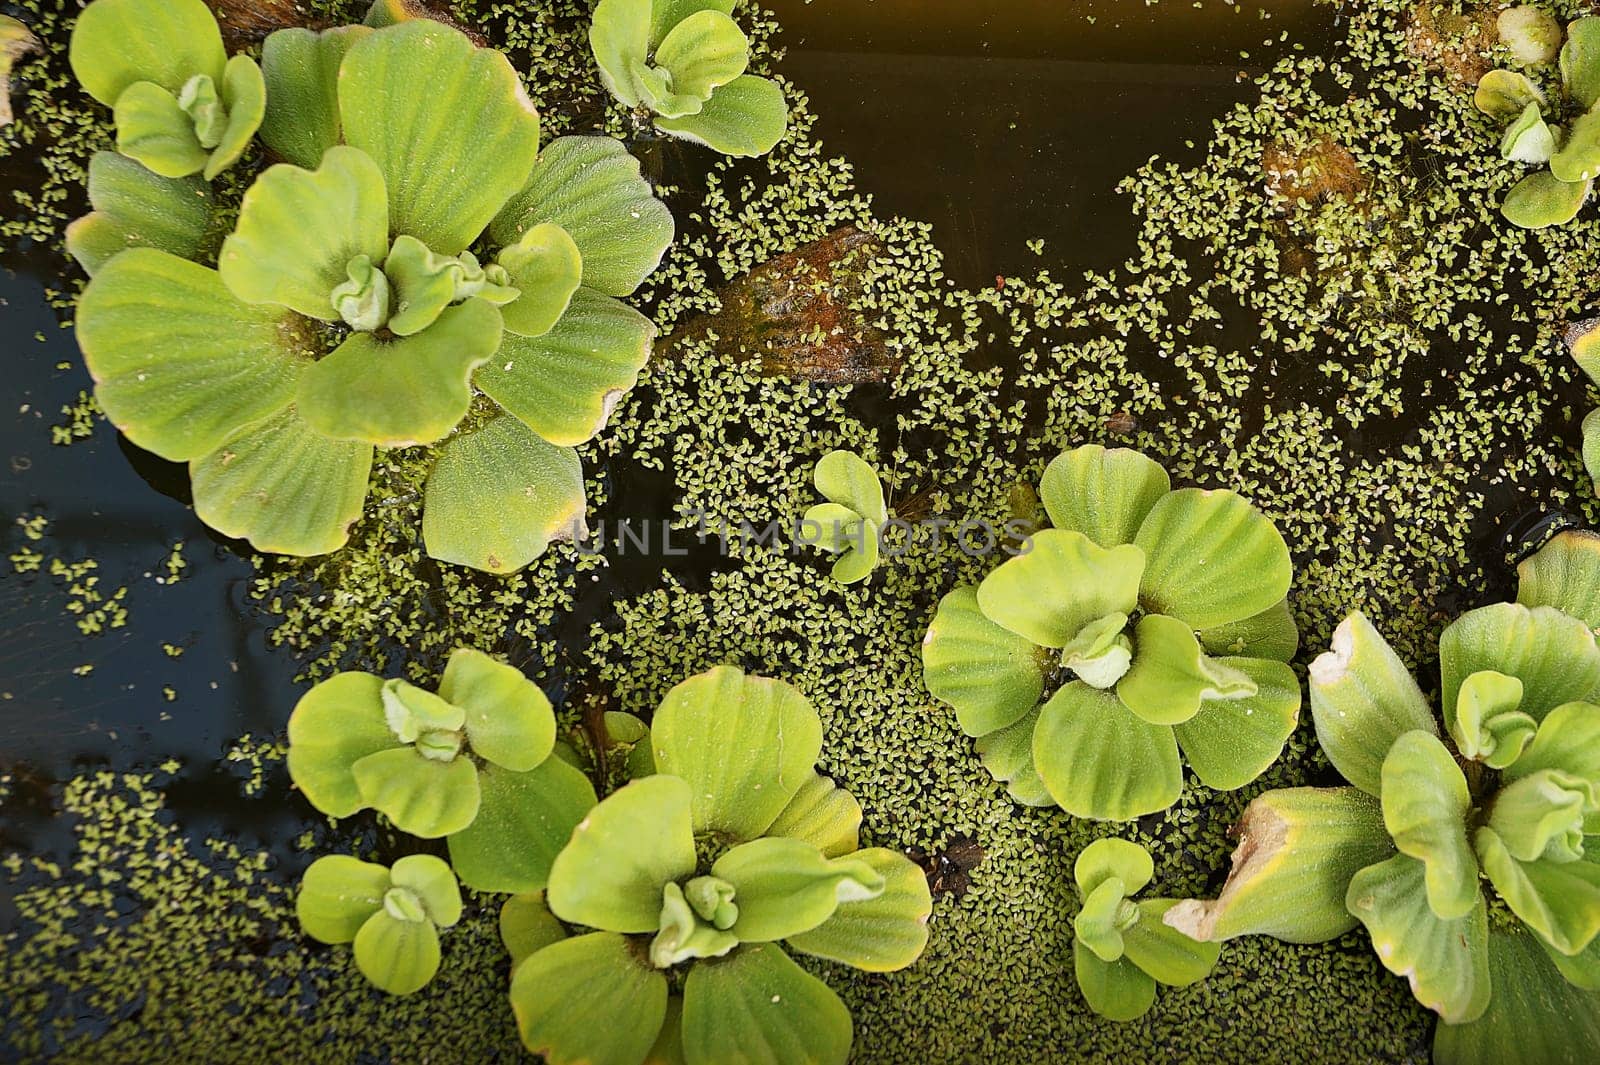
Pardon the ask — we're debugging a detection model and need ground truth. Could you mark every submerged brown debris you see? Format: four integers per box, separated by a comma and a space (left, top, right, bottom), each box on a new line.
1263, 136, 1370, 207
666, 225, 900, 384
1404, 3, 1498, 84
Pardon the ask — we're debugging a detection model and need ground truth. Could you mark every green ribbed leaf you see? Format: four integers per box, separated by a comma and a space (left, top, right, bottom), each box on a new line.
762, 772, 862, 859
259, 26, 372, 169
66, 151, 213, 277
298, 299, 502, 447
1134, 487, 1291, 630
69, 0, 223, 105
977, 529, 1143, 649
500, 893, 567, 970
655, 74, 788, 158
1123, 899, 1221, 986
1477, 830, 1600, 955
219, 146, 389, 319
1502, 170, 1590, 228
546, 775, 697, 934
496, 222, 583, 337
1171, 656, 1300, 791
1197, 598, 1299, 662
784, 848, 932, 972
78, 249, 306, 462
1164, 787, 1393, 943
712, 837, 883, 943
1441, 603, 1600, 725
652, 666, 822, 841
1073, 943, 1155, 1022
1433, 930, 1600, 1065
655, 10, 747, 103
1308, 611, 1436, 797
491, 135, 673, 296
1032, 682, 1182, 821
1563, 16, 1600, 111
340, 20, 540, 254
351, 747, 481, 838
973, 707, 1053, 806
477, 287, 654, 446
1346, 853, 1490, 1023
422, 414, 587, 574
190, 405, 372, 557
681, 945, 851, 1065
438, 648, 555, 771
1039, 444, 1170, 548
922, 586, 1046, 736
297, 854, 387, 944
512, 933, 669, 1065
352, 909, 440, 995
1117, 613, 1257, 726
1380, 731, 1480, 921
286, 672, 394, 818
447, 758, 596, 894
1517, 530, 1600, 630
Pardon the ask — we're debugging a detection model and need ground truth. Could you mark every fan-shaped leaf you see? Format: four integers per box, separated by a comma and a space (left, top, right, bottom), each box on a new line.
353, 909, 441, 995
1346, 853, 1490, 1023
190, 405, 372, 557
340, 20, 540, 255
259, 26, 372, 169
1477, 832, 1600, 956
977, 529, 1143, 649
513, 933, 669, 1064
298, 298, 502, 447
712, 838, 883, 942
1164, 787, 1392, 943
1474, 69, 1545, 120
652, 666, 823, 841
78, 249, 307, 462
1563, 16, 1600, 112
203, 54, 265, 181
763, 772, 862, 859
1433, 930, 1600, 1065
1117, 613, 1257, 726
422, 414, 587, 574
67, 151, 213, 276
220, 146, 389, 319
447, 758, 596, 894
784, 848, 932, 972
1308, 612, 1436, 797
973, 707, 1053, 806
1442, 603, 1600, 726
1073, 943, 1155, 1022
1197, 597, 1299, 662
476, 287, 655, 446
655, 74, 789, 157
1032, 682, 1182, 821
286, 672, 393, 817
1074, 838, 1154, 897
500, 893, 567, 970
589, 0, 653, 106
1517, 529, 1600, 630
297, 854, 388, 944
496, 223, 583, 337
492, 136, 674, 296
1172, 656, 1300, 791
351, 747, 481, 838
655, 10, 748, 103
1134, 487, 1291, 630
69, 0, 224, 105
922, 586, 1048, 736
547, 775, 697, 934
1039, 445, 1170, 548
1502, 171, 1590, 228
437, 649, 556, 771
681, 945, 852, 1065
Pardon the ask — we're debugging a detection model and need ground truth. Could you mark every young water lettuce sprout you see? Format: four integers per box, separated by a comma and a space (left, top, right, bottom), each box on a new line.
0, 14, 40, 128
69, 0, 264, 179
1475, 14, 1600, 228
801, 450, 888, 584
287, 648, 596, 894
1165, 531, 1600, 1065
510, 665, 933, 1065
72, 18, 673, 571
1071, 839, 1220, 1021
590, 0, 790, 156
922, 445, 1300, 820
297, 853, 461, 995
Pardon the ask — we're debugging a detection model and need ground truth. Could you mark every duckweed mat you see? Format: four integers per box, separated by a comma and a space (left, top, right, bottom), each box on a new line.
5, 0, 1599, 1061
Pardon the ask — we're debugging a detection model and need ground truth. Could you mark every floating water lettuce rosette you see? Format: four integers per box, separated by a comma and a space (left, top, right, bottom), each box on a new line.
922, 445, 1300, 820
1164, 530, 1600, 1065
70, 15, 673, 573
508, 665, 933, 1065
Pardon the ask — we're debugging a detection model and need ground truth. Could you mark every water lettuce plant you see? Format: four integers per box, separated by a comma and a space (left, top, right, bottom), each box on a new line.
73, 17, 673, 571
590, 0, 789, 156
1165, 531, 1600, 1063
297, 853, 461, 995
1071, 838, 1220, 1022
1475, 14, 1600, 228
1564, 319, 1600, 492
287, 648, 596, 894
801, 450, 888, 584
922, 445, 1299, 820
69, 0, 263, 179
509, 665, 932, 1065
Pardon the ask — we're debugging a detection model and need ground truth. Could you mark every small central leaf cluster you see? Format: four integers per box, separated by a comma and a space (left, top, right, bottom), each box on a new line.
800, 450, 889, 584
1475, 11, 1600, 227
922, 444, 1301, 820
1070, 839, 1219, 1022
590, 0, 789, 156
508, 665, 933, 1065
